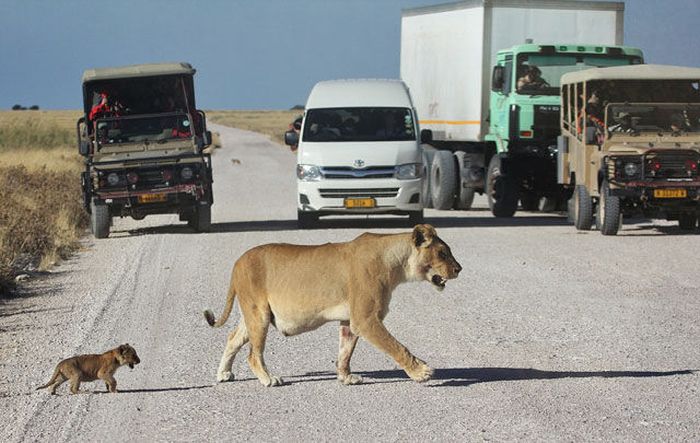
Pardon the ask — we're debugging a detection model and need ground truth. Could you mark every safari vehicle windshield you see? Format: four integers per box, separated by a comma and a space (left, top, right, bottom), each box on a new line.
517, 53, 642, 95
606, 103, 700, 137
94, 112, 194, 147
302, 107, 416, 142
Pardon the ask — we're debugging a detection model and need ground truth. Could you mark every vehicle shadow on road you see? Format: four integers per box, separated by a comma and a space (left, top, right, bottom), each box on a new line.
354, 367, 695, 387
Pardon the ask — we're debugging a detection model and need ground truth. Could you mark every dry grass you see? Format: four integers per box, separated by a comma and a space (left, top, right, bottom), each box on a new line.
0, 110, 87, 294
207, 110, 301, 144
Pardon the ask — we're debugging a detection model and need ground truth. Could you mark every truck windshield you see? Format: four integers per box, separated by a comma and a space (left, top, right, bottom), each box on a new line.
516, 53, 642, 95
606, 103, 700, 136
94, 112, 193, 147
303, 107, 416, 142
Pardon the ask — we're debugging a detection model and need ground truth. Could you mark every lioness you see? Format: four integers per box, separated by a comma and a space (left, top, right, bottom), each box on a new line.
36, 344, 141, 394
204, 224, 461, 386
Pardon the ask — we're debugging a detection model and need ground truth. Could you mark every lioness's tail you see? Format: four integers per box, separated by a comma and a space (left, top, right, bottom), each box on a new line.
36, 368, 60, 390
203, 281, 237, 328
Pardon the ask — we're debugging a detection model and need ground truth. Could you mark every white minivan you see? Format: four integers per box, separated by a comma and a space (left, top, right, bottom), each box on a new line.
285, 79, 425, 228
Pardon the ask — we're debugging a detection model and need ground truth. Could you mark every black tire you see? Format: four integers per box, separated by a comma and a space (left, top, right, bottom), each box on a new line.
453, 151, 475, 210
573, 185, 593, 231
430, 150, 457, 210
597, 180, 621, 236
520, 191, 539, 211
191, 205, 212, 232
421, 148, 436, 208
408, 210, 424, 225
90, 200, 110, 239
678, 213, 698, 231
297, 210, 317, 229
539, 196, 558, 212
486, 154, 518, 217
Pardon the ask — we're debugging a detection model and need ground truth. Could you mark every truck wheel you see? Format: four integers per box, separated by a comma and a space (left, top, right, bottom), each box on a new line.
486, 154, 518, 217
597, 180, 621, 236
421, 149, 435, 208
520, 191, 539, 211
573, 185, 593, 230
90, 200, 110, 239
297, 210, 318, 229
678, 213, 698, 230
430, 150, 457, 210
408, 210, 424, 225
191, 205, 212, 232
453, 151, 475, 210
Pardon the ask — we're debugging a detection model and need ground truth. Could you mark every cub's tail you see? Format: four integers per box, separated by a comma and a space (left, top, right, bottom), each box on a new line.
36, 368, 60, 390
203, 280, 237, 328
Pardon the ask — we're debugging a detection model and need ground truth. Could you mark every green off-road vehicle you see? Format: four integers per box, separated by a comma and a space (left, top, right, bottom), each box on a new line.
78, 62, 213, 238
559, 65, 700, 235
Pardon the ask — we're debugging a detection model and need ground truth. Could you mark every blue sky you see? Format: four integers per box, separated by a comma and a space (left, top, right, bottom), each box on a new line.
1, 0, 698, 110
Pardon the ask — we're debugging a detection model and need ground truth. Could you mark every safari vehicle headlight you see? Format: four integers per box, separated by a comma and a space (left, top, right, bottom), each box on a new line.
180, 166, 194, 180
107, 172, 120, 186
624, 162, 639, 177
395, 163, 423, 180
297, 164, 322, 181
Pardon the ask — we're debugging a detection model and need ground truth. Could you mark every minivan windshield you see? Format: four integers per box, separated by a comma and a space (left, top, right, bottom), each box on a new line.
303, 107, 416, 142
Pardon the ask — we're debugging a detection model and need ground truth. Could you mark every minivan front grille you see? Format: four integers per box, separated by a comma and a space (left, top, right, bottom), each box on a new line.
318, 188, 399, 198
321, 166, 395, 179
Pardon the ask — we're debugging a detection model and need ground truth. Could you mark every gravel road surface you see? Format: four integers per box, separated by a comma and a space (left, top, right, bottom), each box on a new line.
1, 123, 699, 442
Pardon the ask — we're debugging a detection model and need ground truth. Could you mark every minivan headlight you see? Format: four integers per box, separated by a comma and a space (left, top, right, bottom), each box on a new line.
297, 164, 322, 181
395, 163, 422, 180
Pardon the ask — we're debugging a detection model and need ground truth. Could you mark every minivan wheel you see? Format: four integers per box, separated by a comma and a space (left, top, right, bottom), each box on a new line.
408, 210, 424, 225
597, 180, 621, 236
297, 210, 318, 229
90, 200, 110, 239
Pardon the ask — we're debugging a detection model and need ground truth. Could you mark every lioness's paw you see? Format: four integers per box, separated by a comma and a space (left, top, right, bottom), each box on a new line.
262, 376, 284, 387
338, 373, 363, 385
406, 360, 433, 383
217, 371, 234, 382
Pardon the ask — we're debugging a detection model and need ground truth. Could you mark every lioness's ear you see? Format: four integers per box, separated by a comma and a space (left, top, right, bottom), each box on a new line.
412, 224, 436, 248
119, 344, 128, 354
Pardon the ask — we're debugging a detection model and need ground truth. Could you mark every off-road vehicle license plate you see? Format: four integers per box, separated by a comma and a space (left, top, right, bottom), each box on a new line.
344, 197, 376, 208
138, 193, 167, 203
653, 189, 687, 199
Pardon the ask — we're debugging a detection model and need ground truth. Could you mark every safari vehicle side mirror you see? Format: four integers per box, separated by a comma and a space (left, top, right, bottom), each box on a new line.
491, 66, 504, 91
420, 129, 433, 144
204, 130, 212, 146
285, 130, 299, 146
79, 140, 91, 156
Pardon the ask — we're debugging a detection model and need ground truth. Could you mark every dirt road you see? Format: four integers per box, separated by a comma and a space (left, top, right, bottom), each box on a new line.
1, 123, 699, 441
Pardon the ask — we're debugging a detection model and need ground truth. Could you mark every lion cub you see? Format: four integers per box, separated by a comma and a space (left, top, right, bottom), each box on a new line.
36, 344, 140, 395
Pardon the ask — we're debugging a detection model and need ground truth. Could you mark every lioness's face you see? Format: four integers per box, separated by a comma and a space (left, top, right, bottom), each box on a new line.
412, 224, 462, 291
117, 344, 141, 369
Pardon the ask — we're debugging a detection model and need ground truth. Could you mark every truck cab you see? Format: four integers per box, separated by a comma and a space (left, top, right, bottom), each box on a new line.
486, 43, 643, 216
77, 62, 213, 238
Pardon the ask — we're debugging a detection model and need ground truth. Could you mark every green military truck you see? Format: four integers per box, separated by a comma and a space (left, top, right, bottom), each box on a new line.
559, 65, 700, 235
401, 0, 644, 217
77, 62, 213, 238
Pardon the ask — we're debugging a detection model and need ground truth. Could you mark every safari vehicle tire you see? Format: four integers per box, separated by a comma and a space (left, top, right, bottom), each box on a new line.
520, 191, 539, 211
597, 180, 621, 236
421, 148, 436, 208
678, 213, 698, 231
573, 185, 593, 231
90, 200, 110, 239
191, 205, 212, 233
430, 150, 457, 210
297, 210, 318, 229
408, 210, 424, 225
486, 154, 518, 217
453, 151, 475, 210
539, 196, 558, 212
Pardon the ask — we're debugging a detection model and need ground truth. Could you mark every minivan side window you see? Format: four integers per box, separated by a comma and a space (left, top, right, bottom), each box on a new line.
303, 107, 416, 142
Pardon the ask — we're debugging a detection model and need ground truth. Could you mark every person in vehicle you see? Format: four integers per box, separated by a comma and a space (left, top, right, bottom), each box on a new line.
517, 65, 549, 90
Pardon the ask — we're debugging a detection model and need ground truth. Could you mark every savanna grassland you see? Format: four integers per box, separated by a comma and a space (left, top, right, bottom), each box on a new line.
0, 109, 296, 294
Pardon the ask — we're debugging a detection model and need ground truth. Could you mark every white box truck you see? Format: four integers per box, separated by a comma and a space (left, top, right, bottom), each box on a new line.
285, 79, 425, 229
401, 0, 643, 216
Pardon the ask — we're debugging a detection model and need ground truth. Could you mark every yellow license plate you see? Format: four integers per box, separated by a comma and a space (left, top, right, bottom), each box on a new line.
138, 193, 167, 203
344, 197, 376, 208
653, 189, 687, 199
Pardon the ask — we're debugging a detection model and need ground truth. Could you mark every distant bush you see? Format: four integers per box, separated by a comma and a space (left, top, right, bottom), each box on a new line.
12, 104, 24, 111
290, 104, 304, 110
30, 105, 40, 110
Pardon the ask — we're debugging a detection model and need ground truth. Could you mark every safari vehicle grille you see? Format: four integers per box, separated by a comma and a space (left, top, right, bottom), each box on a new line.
97, 164, 203, 191
607, 150, 700, 181
321, 166, 395, 179
318, 188, 399, 198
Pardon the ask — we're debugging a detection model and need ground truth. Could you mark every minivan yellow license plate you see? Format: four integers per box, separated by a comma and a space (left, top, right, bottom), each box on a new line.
653, 189, 687, 199
138, 193, 167, 203
344, 197, 376, 208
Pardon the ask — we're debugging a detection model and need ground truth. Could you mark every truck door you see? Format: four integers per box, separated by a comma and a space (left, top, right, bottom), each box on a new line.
489, 55, 513, 152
